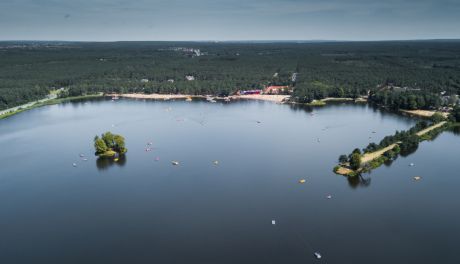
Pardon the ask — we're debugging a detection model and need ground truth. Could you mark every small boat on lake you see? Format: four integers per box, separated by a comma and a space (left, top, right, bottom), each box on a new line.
314, 252, 322, 259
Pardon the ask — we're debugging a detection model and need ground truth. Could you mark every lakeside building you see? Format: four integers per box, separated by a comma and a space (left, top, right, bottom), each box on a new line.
238, 90, 262, 95
264, 85, 290, 94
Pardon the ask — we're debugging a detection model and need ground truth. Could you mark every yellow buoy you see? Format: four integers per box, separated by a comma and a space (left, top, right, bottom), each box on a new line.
114, 158, 119, 162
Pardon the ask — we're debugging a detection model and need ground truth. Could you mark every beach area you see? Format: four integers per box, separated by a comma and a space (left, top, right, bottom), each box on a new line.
108, 93, 290, 103
401, 109, 449, 118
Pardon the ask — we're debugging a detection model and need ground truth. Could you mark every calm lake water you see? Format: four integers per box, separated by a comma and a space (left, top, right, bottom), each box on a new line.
1, 99, 459, 264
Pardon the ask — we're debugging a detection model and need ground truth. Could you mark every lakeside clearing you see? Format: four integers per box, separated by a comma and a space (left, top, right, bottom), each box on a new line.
401, 109, 449, 118
416, 121, 447, 136
361, 143, 400, 164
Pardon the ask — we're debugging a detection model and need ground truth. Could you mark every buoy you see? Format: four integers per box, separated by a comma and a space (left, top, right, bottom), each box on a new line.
79, 153, 85, 157
213, 160, 219, 165
299, 179, 306, 184
326, 195, 332, 199
271, 220, 276, 225
72, 163, 77, 167
114, 158, 119, 162
409, 163, 415, 167
314, 252, 322, 259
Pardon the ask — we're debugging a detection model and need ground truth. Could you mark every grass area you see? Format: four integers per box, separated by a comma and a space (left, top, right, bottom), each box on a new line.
0, 93, 103, 120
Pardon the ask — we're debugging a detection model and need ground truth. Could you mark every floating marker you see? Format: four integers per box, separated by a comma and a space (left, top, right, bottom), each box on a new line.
314, 252, 322, 259
271, 220, 276, 225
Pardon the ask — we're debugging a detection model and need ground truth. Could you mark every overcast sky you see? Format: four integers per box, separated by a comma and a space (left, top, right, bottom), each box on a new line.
1, 0, 459, 41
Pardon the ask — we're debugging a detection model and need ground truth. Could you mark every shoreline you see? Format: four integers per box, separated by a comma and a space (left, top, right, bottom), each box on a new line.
108, 93, 290, 103
0, 94, 103, 120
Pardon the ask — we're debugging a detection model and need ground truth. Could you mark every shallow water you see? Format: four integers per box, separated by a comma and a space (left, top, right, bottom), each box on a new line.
0, 99, 459, 264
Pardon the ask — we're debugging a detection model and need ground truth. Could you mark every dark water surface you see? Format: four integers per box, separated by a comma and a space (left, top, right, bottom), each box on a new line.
1, 99, 459, 264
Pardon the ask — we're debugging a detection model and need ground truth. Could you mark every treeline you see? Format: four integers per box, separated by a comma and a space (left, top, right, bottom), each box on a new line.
1, 40, 460, 110
368, 90, 442, 110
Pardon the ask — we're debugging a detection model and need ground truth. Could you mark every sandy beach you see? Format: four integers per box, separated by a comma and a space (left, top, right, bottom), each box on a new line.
108, 93, 290, 103
230, 94, 290, 103
401, 109, 449, 118
108, 93, 197, 100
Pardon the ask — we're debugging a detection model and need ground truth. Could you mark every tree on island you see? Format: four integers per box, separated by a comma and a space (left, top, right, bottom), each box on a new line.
339, 155, 348, 164
349, 153, 362, 170
94, 132, 127, 157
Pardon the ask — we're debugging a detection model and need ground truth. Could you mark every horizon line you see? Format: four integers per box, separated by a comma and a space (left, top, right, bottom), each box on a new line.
1, 38, 460, 43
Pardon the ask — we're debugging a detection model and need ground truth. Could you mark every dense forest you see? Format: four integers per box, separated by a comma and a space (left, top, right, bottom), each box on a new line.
1, 40, 460, 110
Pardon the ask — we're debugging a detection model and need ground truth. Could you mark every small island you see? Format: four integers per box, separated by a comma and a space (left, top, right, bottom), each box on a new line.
93, 132, 127, 157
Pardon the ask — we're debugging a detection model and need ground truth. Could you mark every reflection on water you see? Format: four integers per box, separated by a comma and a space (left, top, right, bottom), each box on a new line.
347, 174, 372, 189
96, 155, 127, 170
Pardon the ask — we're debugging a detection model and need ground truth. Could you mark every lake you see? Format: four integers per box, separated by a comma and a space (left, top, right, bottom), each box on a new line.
1, 98, 459, 264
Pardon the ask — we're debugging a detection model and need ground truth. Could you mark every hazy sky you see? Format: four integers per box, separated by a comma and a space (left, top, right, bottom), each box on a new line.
1, 0, 459, 41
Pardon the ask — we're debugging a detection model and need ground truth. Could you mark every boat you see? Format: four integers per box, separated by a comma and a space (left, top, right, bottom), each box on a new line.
409, 163, 415, 166
72, 163, 77, 167
326, 195, 332, 199
413, 176, 421, 181
314, 252, 322, 259
299, 179, 306, 184
213, 160, 219, 165
172, 161, 180, 165
79, 153, 85, 157
111, 96, 119, 100
186, 97, 192, 102
271, 220, 276, 225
